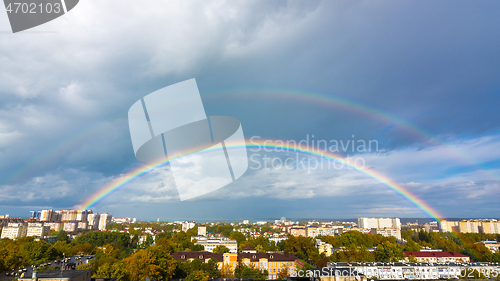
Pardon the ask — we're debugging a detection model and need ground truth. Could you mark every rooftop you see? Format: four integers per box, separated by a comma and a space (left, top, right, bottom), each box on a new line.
403, 251, 468, 258
19, 270, 91, 280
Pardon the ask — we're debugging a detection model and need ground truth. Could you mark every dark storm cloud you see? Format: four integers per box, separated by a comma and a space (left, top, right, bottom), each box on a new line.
0, 0, 499, 219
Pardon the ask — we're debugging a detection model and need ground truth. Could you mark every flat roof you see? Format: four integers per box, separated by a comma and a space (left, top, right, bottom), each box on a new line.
19, 270, 91, 280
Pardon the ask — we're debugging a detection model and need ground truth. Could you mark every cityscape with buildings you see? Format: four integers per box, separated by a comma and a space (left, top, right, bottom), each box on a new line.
1, 212, 500, 281
1, 1, 500, 281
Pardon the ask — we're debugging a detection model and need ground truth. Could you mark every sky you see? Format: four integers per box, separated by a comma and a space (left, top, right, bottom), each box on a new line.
0, 0, 499, 221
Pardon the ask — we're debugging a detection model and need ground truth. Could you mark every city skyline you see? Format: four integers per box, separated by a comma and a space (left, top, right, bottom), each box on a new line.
0, 1, 499, 220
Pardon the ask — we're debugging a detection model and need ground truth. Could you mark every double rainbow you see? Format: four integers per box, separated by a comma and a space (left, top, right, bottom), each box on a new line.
76, 138, 444, 222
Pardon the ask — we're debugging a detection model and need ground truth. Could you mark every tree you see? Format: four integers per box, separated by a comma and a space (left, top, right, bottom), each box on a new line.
73, 243, 94, 255
277, 267, 289, 280
93, 262, 127, 281
123, 247, 176, 281
283, 235, 319, 264
407, 254, 417, 262
213, 245, 230, 253
219, 263, 234, 278
18, 240, 56, 265
124, 249, 162, 281
230, 232, 247, 246
185, 270, 209, 281
140, 234, 154, 249
56, 230, 69, 243
72, 231, 130, 249
234, 262, 268, 280
374, 241, 404, 262
403, 239, 421, 251
48, 241, 74, 257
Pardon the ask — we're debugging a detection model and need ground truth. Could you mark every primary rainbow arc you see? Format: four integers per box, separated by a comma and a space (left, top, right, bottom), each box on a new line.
77, 139, 444, 222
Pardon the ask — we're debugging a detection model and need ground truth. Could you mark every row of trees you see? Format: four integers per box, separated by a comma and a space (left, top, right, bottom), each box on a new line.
402, 229, 500, 262
78, 232, 270, 281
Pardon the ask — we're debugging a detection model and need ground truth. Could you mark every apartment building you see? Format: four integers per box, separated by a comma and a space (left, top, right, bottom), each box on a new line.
440, 219, 500, 234
198, 225, 207, 236
98, 213, 112, 231
370, 227, 401, 240
477, 241, 500, 253
87, 213, 100, 230
358, 218, 401, 229
26, 222, 49, 237
290, 227, 307, 237
317, 240, 334, 257
182, 221, 195, 232
194, 238, 238, 253
0, 223, 27, 240
307, 226, 342, 238
172, 251, 296, 280
40, 209, 54, 221
404, 251, 470, 263
44, 221, 64, 232
64, 222, 77, 232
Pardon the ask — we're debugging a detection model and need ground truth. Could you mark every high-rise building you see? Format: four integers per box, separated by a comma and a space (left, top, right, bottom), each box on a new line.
29, 211, 40, 219
182, 221, 195, 232
358, 218, 401, 229
26, 223, 49, 237
44, 222, 63, 232
77, 221, 88, 231
98, 213, 112, 231
440, 219, 500, 234
63, 222, 77, 232
40, 209, 54, 222
88, 213, 100, 229
0, 223, 27, 240
61, 210, 78, 222
194, 238, 238, 253
198, 225, 207, 236
76, 210, 91, 222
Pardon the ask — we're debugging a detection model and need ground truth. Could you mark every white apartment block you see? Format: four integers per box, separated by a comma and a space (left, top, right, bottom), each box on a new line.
63, 222, 77, 232
198, 225, 207, 236
88, 213, 100, 229
358, 218, 401, 229
440, 219, 500, 234
182, 221, 195, 232
1, 223, 27, 240
44, 222, 63, 232
194, 238, 238, 253
77, 221, 88, 231
371, 227, 402, 240
26, 223, 49, 237
113, 217, 131, 224
40, 209, 54, 221
76, 210, 91, 222
98, 213, 112, 231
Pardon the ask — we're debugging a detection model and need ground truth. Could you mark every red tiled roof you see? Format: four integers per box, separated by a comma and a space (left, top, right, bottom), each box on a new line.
404, 251, 468, 258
